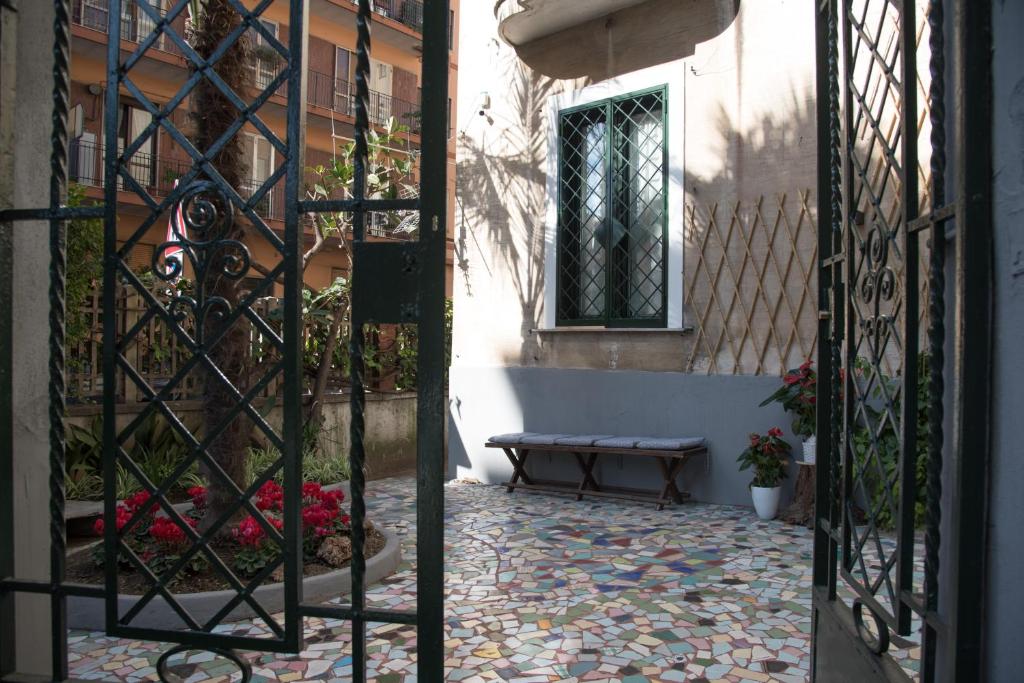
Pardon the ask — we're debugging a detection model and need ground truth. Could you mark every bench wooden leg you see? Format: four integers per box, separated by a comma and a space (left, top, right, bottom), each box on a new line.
656, 456, 686, 510
503, 447, 533, 492
573, 452, 599, 500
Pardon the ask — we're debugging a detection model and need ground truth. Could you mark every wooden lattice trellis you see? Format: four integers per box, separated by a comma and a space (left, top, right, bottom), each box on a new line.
683, 191, 818, 376
683, 7, 935, 378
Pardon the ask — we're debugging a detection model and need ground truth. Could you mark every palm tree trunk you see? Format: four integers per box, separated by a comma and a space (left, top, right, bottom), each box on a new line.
191, 0, 252, 535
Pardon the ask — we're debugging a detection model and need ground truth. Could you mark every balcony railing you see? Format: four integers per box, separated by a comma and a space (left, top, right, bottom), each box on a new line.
68, 138, 286, 221
306, 70, 421, 134
355, 0, 424, 34
72, 0, 184, 55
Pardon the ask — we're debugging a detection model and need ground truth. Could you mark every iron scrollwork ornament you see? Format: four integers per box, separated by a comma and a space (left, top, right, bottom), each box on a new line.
156, 644, 252, 683
857, 222, 898, 348
852, 599, 891, 655
151, 180, 252, 343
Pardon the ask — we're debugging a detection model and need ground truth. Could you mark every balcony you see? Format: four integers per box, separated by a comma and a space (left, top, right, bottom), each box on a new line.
68, 138, 286, 222
356, 0, 425, 35
72, 0, 185, 56
306, 70, 421, 135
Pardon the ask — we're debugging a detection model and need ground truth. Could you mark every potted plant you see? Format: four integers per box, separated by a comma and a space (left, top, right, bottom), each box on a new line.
737, 428, 792, 520
760, 360, 817, 464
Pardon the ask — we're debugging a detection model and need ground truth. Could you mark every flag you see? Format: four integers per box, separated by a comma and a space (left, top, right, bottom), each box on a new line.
160, 179, 187, 281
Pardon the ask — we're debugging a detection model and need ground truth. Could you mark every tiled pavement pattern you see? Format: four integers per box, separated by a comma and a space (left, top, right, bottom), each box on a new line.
67, 477, 920, 681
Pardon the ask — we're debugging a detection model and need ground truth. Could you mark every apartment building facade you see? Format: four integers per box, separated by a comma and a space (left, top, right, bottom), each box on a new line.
67, 0, 458, 292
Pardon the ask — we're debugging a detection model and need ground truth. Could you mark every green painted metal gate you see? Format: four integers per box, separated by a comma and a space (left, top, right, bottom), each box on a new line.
0, 0, 448, 680
812, 0, 992, 681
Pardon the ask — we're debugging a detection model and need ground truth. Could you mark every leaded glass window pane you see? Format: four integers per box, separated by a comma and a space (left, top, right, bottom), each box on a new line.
558, 105, 608, 322
557, 88, 667, 326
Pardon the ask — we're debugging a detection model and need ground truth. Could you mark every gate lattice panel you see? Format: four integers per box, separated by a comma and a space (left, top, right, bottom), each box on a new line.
0, 0, 448, 681
811, 0, 993, 681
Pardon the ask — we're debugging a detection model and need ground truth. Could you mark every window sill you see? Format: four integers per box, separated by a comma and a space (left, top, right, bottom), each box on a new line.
531, 326, 694, 335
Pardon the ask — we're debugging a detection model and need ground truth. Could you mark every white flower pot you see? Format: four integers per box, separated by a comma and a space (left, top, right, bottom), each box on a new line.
802, 435, 817, 465
751, 486, 781, 520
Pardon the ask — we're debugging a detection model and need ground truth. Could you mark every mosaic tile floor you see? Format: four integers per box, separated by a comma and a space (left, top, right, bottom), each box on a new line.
66, 477, 917, 682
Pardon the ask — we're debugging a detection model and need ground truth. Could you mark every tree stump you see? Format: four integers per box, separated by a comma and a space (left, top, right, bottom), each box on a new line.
781, 462, 815, 528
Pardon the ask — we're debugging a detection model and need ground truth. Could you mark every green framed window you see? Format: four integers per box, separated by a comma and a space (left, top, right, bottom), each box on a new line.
556, 87, 668, 327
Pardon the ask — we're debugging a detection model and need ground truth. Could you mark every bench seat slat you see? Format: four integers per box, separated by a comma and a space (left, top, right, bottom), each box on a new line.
485, 441, 707, 458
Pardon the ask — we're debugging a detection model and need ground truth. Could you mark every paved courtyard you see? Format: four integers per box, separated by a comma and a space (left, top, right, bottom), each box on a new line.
66, 476, 899, 682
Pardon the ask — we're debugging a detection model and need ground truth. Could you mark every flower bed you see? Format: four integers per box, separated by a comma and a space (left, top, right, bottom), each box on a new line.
69, 482, 379, 593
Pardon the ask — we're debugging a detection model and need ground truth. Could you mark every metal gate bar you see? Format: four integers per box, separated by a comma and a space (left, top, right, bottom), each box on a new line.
811, 0, 993, 680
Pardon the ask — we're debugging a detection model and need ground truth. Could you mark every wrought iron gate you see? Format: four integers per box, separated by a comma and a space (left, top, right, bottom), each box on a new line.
812, 0, 992, 681
0, 0, 448, 680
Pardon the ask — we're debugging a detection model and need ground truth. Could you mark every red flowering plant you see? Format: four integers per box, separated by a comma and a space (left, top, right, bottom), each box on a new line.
229, 481, 350, 576
759, 360, 817, 439
92, 480, 351, 581
91, 490, 205, 577
737, 428, 792, 488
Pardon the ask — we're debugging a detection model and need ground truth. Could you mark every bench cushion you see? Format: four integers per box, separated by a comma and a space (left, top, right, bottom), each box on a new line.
487, 432, 540, 444
635, 437, 705, 450
592, 436, 650, 449
518, 433, 573, 445
554, 434, 614, 447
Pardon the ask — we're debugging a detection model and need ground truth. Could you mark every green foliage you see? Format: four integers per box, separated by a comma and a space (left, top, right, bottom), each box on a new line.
760, 360, 817, 438
850, 353, 932, 530
233, 544, 280, 578
246, 436, 351, 488
64, 412, 204, 501
737, 429, 792, 488
305, 117, 419, 239
65, 184, 103, 353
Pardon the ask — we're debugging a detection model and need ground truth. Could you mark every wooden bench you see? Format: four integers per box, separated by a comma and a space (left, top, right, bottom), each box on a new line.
485, 433, 709, 510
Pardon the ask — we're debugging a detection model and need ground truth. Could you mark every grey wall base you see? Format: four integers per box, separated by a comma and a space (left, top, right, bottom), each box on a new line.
448, 366, 799, 507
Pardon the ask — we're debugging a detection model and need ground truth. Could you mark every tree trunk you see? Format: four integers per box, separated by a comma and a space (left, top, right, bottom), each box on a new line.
191, 0, 253, 535
306, 305, 346, 432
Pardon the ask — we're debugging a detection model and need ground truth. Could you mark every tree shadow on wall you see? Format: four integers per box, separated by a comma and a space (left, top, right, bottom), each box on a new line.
682, 88, 820, 376
455, 52, 590, 365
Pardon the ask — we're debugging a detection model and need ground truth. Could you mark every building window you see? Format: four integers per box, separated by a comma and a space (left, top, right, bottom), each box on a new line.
118, 103, 156, 188
242, 133, 275, 218
556, 87, 667, 327
248, 19, 280, 91
335, 47, 354, 114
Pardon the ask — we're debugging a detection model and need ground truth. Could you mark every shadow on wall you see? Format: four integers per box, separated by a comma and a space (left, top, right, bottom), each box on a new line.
682, 90, 820, 376
687, 90, 817, 206
455, 50, 578, 365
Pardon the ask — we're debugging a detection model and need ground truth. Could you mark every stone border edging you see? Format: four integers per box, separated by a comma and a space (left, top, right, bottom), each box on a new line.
67, 519, 399, 631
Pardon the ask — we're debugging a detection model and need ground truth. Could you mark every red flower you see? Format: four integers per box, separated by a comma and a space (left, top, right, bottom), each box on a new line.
783, 373, 800, 386
800, 360, 813, 372
301, 502, 337, 530
768, 427, 784, 439
149, 516, 191, 547
124, 490, 153, 515
317, 488, 345, 511
750, 433, 761, 447
188, 486, 207, 510
302, 482, 323, 499
93, 505, 133, 535
233, 515, 268, 548
256, 480, 284, 512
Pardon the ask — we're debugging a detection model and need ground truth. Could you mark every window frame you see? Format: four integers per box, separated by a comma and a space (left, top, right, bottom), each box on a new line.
542, 62, 685, 331
555, 86, 669, 328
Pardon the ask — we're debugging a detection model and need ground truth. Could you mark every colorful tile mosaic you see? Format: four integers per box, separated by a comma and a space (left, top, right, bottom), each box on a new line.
66, 477, 920, 681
